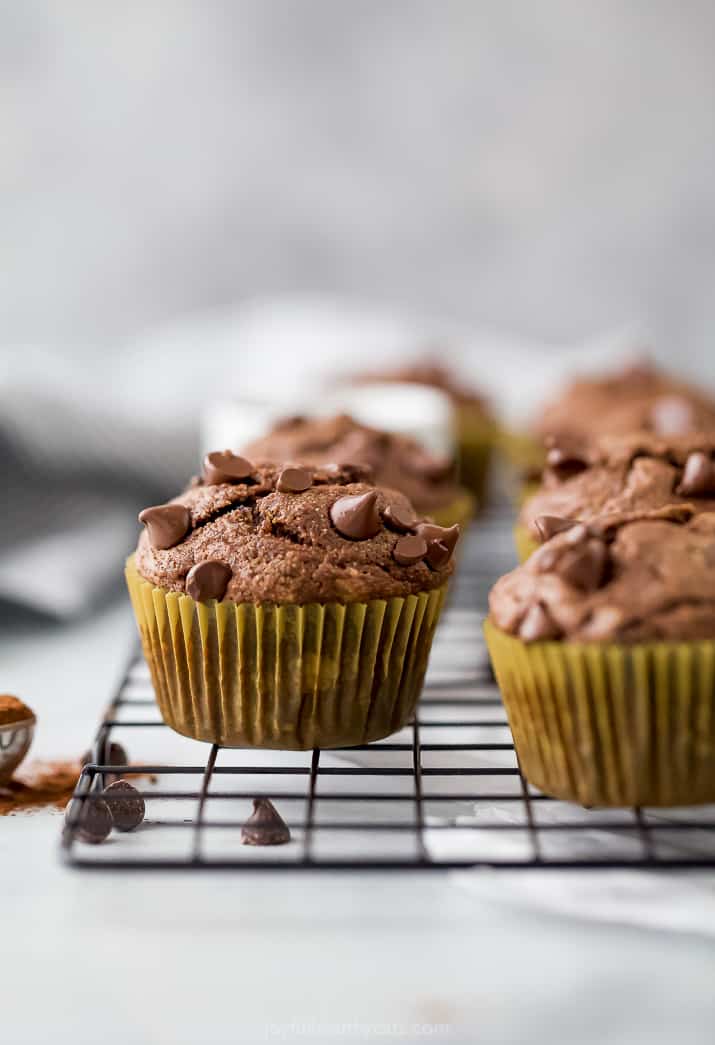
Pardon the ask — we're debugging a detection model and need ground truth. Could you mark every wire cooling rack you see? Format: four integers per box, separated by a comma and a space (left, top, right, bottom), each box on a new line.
61, 509, 715, 870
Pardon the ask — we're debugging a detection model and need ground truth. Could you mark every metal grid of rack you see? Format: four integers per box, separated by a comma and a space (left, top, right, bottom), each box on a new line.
61, 511, 715, 870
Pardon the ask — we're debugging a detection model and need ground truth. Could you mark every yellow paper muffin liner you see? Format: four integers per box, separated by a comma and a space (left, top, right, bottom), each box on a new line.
454, 409, 494, 506
496, 427, 545, 477
485, 620, 715, 807
126, 557, 446, 750
513, 524, 539, 563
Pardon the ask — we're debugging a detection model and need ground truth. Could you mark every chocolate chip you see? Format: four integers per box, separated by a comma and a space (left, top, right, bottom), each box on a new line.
138, 504, 191, 550
81, 741, 129, 785
276, 466, 313, 493
677, 451, 715, 496
186, 560, 232, 601
650, 396, 694, 436
425, 540, 451, 569
545, 444, 588, 481
393, 534, 428, 566
533, 515, 577, 543
67, 795, 113, 844
415, 522, 460, 557
202, 450, 254, 485
330, 491, 382, 540
382, 502, 417, 533
102, 779, 145, 832
518, 603, 561, 642
241, 798, 291, 846
557, 538, 609, 592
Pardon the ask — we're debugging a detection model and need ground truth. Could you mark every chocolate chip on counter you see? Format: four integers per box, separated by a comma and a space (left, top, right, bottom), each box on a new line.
650, 396, 694, 436
102, 779, 146, 832
276, 466, 313, 493
202, 450, 255, 485
393, 534, 428, 566
382, 502, 417, 533
138, 504, 191, 550
66, 795, 113, 845
518, 602, 561, 642
330, 491, 382, 540
186, 560, 232, 602
241, 798, 291, 846
81, 741, 130, 785
533, 515, 577, 543
677, 451, 715, 496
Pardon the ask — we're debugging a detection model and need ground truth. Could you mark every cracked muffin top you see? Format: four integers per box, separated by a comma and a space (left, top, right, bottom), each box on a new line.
490, 511, 715, 643
520, 431, 715, 543
242, 413, 463, 515
134, 454, 458, 604
533, 361, 715, 445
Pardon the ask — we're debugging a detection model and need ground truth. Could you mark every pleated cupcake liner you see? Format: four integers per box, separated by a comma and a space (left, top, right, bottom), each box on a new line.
455, 435, 493, 508
126, 557, 446, 750
484, 619, 715, 807
495, 427, 546, 479
513, 523, 539, 563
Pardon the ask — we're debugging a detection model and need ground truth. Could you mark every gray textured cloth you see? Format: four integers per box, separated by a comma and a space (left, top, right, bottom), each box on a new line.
0, 388, 195, 619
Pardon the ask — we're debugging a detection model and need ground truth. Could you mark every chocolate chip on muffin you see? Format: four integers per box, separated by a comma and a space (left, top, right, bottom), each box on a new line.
521, 431, 715, 543
242, 413, 469, 526
493, 511, 715, 643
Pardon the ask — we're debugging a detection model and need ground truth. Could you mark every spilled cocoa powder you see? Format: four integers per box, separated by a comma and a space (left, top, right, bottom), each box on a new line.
0, 761, 156, 817
0, 760, 83, 816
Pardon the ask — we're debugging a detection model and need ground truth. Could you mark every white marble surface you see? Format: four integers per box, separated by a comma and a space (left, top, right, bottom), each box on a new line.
3, 601, 715, 1045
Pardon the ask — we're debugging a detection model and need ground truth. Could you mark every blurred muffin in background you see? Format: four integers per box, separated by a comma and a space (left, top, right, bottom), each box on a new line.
351, 361, 495, 504
533, 360, 715, 446
243, 413, 474, 531
514, 430, 715, 561
504, 359, 715, 502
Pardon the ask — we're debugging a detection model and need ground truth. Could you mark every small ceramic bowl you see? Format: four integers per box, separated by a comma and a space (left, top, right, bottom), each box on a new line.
0, 718, 35, 783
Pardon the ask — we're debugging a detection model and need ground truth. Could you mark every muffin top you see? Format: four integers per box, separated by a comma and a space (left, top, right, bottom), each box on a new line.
242, 413, 462, 514
520, 431, 715, 542
0, 695, 35, 726
490, 511, 715, 643
353, 360, 491, 414
533, 361, 715, 445
134, 455, 458, 604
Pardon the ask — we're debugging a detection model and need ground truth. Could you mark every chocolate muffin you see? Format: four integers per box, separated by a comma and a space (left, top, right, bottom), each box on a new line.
128, 454, 458, 749
534, 360, 715, 446
352, 361, 495, 502
504, 361, 715, 500
242, 414, 474, 532
485, 512, 715, 805
515, 431, 715, 560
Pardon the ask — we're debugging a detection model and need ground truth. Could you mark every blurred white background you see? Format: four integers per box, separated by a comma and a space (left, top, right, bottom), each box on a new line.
2, 0, 715, 370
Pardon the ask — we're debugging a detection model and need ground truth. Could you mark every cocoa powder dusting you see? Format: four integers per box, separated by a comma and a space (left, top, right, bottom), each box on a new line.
0, 761, 155, 817
0, 759, 83, 816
